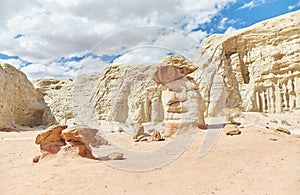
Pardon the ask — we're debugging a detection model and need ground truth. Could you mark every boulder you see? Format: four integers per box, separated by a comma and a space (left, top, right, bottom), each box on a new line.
0, 63, 55, 129
224, 124, 241, 136
35, 125, 68, 145
61, 125, 109, 147
151, 130, 164, 141
108, 152, 124, 160
35, 125, 110, 160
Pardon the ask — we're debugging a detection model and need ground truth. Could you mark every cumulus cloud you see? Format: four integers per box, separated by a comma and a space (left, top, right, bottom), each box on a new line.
0, 0, 236, 79
238, 0, 271, 10
238, 1, 256, 10
288, 1, 300, 10
0, 58, 25, 69
224, 26, 236, 33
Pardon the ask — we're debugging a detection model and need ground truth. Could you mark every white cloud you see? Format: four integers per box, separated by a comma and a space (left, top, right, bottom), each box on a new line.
20, 62, 77, 80
0, 58, 25, 69
288, 5, 295, 10
113, 48, 168, 65
238, 1, 256, 10
288, 1, 300, 10
238, 0, 271, 10
224, 26, 236, 33
0, 0, 236, 79
188, 30, 208, 43
218, 17, 229, 29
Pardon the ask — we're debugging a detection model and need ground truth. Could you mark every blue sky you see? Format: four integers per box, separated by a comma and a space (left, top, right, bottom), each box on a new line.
0, 0, 299, 79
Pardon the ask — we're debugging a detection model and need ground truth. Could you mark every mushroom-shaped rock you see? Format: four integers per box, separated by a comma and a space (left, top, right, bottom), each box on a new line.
153, 55, 206, 137
35, 125, 68, 145
61, 125, 109, 147
35, 125, 68, 154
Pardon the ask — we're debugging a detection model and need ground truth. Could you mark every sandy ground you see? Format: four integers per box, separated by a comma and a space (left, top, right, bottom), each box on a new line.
0, 114, 299, 195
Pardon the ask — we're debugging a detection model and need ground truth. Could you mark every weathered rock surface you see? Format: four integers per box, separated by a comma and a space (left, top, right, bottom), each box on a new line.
224, 124, 241, 136
107, 152, 124, 160
35, 125, 67, 145
61, 125, 109, 146
0, 63, 54, 128
193, 10, 300, 116
35, 125, 109, 160
154, 55, 206, 137
275, 127, 291, 135
4, 11, 300, 130
92, 64, 163, 124
33, 78, 75, 125
151, 130, 164, 141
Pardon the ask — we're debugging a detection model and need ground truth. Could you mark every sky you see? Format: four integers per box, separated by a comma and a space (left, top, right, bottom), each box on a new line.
0, 0, 299, 80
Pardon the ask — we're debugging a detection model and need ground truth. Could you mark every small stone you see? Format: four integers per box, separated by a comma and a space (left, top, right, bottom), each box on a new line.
151, 131, 164, 141
226, 130, 241, 136
140, 137, 150, 142
108, 152, 124, 160
270, 119, 278, 123
224, 124, 241, 136
133, 125, 144, 139
281, 120, 291, 126
275, 127, 291, 135
32, 155, 41, 163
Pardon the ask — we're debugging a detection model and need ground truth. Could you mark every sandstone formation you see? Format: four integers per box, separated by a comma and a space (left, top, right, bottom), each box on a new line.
107, 151, 124, 160
193, 10, 300, 116
35, 124, 67, 145
33, 78, 75, 125
153, 55, 206, 136
223, 124, 241, 136
151, 130, 164, 141
61, 125, 109, 147
92, 64, 163, 125
0, 63, 54, 129
34, 11, 300, 129
35, 125, 109, 160
3, 11, 299, 131
275, 127, 291, 135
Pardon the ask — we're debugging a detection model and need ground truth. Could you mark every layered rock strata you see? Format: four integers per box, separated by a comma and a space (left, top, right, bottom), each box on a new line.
153, 55, 206, 136
0, 63, 54, 128
193, 10, 300, 115
35, 125, 109, 160
33, 78, 75, 125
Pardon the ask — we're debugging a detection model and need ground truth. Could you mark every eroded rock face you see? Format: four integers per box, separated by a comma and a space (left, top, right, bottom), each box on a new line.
35, 125, 67, 145
35, 125, 109, 159
92, 64, 163, 124
192, 10, 300, 116
33, 78, 75, 125
61, 125, 109, 147
0, 64, 55, 128
153, 55, 206, 137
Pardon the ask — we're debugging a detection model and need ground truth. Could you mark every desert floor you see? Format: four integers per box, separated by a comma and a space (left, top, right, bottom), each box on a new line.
0, 113, 299, 195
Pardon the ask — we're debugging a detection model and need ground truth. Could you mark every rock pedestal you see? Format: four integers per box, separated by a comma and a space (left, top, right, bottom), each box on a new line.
153, 55, 206, 137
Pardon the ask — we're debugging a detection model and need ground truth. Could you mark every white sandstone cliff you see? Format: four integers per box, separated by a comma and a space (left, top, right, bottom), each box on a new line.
27, 10, 300, 126
192, 10, 300, 116
33, 78, 75, 125
0, 64, 54, 128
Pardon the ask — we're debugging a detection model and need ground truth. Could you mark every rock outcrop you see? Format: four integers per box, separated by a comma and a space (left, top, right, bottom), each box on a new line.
193, 10, 300, 116
33, 78, 75, 125
92, 63, 163, 124
9, 10, 299, 130
0, 63, 54, 128
35, 125, 109, 160
153, 55, 206, 136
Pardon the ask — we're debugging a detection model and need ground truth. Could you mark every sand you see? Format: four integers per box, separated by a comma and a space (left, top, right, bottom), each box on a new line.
0, 114, 299, 195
